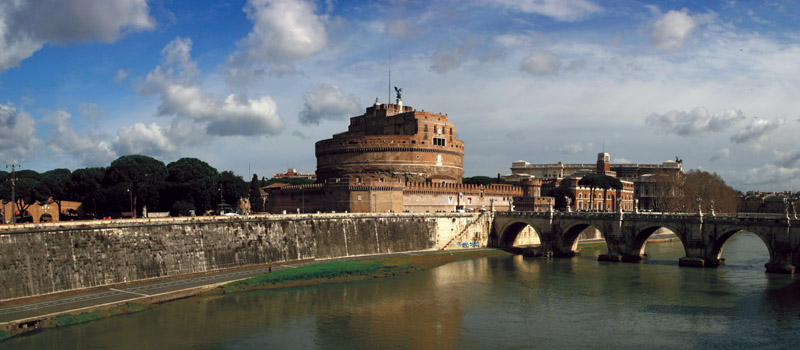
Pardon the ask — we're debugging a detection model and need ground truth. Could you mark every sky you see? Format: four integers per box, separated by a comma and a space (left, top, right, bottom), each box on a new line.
1, 0, 799, 192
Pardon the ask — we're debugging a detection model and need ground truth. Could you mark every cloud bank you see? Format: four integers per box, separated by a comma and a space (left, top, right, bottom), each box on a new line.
0, 0, 154, 72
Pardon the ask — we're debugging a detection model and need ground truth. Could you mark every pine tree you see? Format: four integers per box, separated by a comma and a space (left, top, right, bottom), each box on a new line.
249, 174, 265, 213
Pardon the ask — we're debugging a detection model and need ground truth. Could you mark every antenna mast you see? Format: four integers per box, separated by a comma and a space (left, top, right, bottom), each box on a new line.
388, 55, 392, 105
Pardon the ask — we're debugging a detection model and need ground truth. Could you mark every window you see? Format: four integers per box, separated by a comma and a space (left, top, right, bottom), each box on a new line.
433, 137, 446, 146
357, 195, 362, 201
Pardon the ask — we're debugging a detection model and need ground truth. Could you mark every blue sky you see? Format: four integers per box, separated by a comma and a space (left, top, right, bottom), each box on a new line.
1, 0, 800, 191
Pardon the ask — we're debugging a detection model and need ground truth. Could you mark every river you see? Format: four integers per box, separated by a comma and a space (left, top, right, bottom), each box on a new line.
4, 232, 799, 349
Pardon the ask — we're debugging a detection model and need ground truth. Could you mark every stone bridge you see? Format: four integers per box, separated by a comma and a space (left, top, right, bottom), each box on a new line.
492, 211, 800, 273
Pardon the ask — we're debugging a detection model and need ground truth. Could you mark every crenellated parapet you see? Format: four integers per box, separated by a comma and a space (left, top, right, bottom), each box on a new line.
402, 182, 521, 197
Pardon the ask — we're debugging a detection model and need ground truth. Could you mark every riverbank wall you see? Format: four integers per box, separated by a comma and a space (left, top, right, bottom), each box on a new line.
0, 213, 487, 302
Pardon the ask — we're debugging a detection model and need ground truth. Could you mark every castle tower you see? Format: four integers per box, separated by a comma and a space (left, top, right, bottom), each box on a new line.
315, 102, 465, 183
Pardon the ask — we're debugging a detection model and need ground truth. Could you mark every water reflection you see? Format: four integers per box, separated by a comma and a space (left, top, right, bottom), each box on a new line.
4, 233, 798, 350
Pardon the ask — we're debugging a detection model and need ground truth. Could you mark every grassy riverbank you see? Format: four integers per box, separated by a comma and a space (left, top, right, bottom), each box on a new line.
211, 249, 512, 295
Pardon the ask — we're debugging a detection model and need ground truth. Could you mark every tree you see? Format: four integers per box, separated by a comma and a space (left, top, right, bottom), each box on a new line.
545, 181, 575, 211
578, 174, 603, 211
679, 170, 739, 214
0, 176, 50, 221
69, 167, 105, 217
41, 168, 73, 220
218, 171, 248, 209
164, 158, 219, 214
648, 171, 684, 212
599, 175, 622, 211
103, 155, 167, 217
249, 174, 265, 213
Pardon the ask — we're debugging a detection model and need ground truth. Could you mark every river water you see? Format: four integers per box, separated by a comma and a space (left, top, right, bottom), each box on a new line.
5, 232, 799, 349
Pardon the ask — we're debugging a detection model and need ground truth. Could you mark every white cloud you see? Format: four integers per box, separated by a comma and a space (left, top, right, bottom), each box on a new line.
298, 83, 361, 125
238, 0, 328, 63
0, 0, 154, 71
776, 150, 800, 168
113, 69, 129, 83
710, 148, 730, 162
730, 117, 784, 144
729, 163, 800, 187
138, 37, 285, 137
489, 0, 602, 22
0, 103, 38, 163
112, 122, 179, 157
646, 107, 746, 136
521, 51, 561, 76
41, 110, 115, 166
651, 9, 698, 51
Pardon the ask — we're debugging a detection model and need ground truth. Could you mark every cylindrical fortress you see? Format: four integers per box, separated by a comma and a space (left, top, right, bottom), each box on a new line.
315, 103, 465, 183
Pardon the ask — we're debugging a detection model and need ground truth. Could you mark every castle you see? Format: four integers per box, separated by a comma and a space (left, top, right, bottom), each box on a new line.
266, 97, 550, 213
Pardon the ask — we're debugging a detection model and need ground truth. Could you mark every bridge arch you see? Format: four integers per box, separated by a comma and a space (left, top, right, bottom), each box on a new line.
709, 228, 772, 264
494, 220, 545, 249
630, 225, 686, 258
559, 222, 604, 254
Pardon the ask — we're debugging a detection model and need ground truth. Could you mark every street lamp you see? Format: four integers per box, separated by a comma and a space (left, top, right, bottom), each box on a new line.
127, 186, 133, 218
5, 164, 20, 224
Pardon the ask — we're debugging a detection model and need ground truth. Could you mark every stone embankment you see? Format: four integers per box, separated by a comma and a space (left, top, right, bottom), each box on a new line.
0, 213, 488, 302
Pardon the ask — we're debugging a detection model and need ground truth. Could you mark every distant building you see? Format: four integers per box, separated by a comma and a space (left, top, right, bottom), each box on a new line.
266, 99, 553, 213
273, 168, 316, 180
505, 154, 683, 183
738, 192, 798, 214
2, 199, 81, 224
508, 153, 670, 212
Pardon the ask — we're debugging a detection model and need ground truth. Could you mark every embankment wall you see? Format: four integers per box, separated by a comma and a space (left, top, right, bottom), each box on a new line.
0, 213, 482, 301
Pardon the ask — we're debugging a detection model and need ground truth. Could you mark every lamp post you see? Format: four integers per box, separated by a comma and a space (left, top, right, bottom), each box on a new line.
127, 186, 133, 219
5, 164, 20, 224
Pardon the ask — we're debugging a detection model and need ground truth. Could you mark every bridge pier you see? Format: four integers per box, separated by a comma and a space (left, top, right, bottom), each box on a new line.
765, 260, 796, 274
598, 253, 643, 263
678, 257, 716, 268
